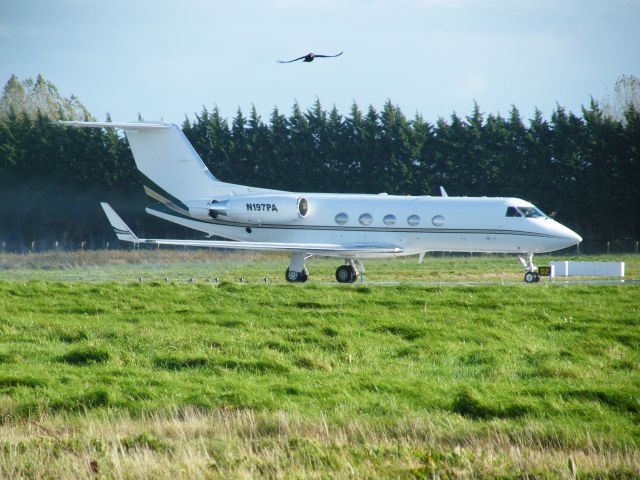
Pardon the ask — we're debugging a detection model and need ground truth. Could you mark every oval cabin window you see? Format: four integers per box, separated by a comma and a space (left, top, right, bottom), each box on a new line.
383, 214, 396, 225
335, 212, 349, 225
432, 215, 445, 226
297, 197, 309, 217
407, 214, 420, 226
359, 213, 373, 226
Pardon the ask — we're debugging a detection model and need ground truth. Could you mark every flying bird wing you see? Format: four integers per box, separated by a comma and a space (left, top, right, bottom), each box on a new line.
313, 51, 343, 58
276, 55, 308, 63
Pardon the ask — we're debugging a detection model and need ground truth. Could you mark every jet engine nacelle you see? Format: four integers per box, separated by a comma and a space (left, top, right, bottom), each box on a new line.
188, 195, 309, 224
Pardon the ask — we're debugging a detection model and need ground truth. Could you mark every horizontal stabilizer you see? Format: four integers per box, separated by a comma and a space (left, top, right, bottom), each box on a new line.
58, 121, 171, 130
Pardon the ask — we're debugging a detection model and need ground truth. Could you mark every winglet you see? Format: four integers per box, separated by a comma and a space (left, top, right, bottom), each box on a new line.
100, 203, 139, 243
439, 186, 448, 197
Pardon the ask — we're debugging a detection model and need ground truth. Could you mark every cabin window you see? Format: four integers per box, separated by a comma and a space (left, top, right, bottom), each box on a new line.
407, 214, 420, 226
297, 197, 309, 217
506, 206, 522, 217
432, 215, 445, 226
359, 213, 373, 226
335, 212, 349, 225
383, 214, 396, 226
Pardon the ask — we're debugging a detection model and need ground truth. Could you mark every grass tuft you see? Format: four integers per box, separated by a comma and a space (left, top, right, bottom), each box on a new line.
120, 432, 173, 452
153, 355, 209, 370
375, 324, 425, 341
451, 387, 537, 420
218, 358, 290, 374
451, 387, 494, 419
295, 354, 331, 371
0, 375, 47, 389
294, 301, 326, 309
59, 346, 111, 365
567, 388, 640, 414
0, 352, 14, 363
57, 329, 88, 343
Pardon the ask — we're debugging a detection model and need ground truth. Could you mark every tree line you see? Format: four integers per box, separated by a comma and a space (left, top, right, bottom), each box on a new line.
1, 75, 639, 252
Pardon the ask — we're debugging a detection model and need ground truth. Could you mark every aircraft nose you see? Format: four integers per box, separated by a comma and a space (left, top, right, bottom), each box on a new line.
559, 225, 582, 246
571, 231, 583, 244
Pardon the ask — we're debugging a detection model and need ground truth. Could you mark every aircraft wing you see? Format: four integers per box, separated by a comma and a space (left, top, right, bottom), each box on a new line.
101, 203, 403, 256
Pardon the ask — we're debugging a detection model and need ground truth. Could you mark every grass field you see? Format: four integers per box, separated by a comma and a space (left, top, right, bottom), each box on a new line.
0, 252, 639, 478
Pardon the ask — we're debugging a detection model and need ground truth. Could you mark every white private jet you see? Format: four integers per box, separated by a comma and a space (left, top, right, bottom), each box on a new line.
60, 120, 582, 283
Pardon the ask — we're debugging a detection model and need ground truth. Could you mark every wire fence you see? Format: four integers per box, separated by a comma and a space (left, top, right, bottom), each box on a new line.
1, 238, 639, 255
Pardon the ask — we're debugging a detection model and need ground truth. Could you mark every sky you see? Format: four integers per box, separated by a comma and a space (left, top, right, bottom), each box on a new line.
1, 0, 639, 125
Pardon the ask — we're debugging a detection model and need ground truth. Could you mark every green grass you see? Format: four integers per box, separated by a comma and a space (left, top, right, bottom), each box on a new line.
0, 253, 639, 477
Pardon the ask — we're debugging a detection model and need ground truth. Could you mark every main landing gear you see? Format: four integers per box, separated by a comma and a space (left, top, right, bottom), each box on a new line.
285, 267, 308, 283
284, 254, 365, 284
335, 259, 364, 284
285, 253, 309, 283
518, 252, 540, 283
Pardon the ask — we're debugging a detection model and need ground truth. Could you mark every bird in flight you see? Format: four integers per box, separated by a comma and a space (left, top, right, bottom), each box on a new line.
277, 51, 343, 63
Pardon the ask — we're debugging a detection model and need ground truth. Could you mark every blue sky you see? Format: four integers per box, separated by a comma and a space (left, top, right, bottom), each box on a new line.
1, 0, 639, 124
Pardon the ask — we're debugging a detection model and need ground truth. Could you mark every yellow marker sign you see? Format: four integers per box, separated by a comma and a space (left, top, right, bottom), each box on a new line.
538, 266, 551, 277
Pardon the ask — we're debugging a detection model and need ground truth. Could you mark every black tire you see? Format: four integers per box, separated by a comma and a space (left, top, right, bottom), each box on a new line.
533, 271, 540, 283
336, 265, 355, 283
300, 269, 309, 283
285, 268, 300, 283
524, 271, 535, 283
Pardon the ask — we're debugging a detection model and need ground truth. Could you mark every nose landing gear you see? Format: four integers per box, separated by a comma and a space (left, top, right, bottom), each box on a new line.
519, 252, 540, 283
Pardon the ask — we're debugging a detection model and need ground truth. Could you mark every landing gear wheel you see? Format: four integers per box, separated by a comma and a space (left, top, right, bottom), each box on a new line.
524, 271, 536, 283
285, 268, 308, 283
532, 271, 540, 283
284, 268, 302, 283
336, 265, 357, 284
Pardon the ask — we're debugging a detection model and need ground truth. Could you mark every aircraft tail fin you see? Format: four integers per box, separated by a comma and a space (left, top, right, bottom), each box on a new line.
59, 121, 242, 203
100, 202, 139, 243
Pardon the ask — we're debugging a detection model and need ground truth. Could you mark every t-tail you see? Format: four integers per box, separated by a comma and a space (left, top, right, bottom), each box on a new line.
58, 121, 271, 209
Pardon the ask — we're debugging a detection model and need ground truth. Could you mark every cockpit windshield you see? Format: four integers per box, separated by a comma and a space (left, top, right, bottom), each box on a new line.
505, 206, 522, 217
505, 206, 547, 219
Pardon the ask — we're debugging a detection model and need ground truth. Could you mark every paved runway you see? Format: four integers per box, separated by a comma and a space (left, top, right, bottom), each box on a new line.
348, 278, 639, 286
